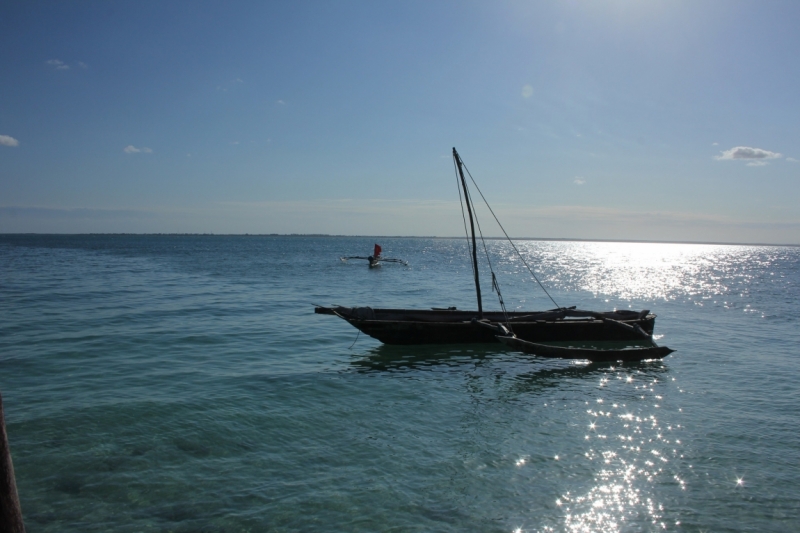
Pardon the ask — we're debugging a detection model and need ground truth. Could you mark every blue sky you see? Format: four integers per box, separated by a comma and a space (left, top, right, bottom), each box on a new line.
1, 0, 799, 243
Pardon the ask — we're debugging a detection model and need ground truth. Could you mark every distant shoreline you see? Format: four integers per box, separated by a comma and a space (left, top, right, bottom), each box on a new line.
1, 233, 798, 247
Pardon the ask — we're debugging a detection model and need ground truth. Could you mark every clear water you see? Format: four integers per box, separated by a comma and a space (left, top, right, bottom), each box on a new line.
1, 235, 798, 532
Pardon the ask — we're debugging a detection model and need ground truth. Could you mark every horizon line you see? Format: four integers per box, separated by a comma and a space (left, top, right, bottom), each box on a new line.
2, 233, 798, 248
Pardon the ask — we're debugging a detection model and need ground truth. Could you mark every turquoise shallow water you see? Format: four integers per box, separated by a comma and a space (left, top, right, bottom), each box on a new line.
1, 235, 799, 532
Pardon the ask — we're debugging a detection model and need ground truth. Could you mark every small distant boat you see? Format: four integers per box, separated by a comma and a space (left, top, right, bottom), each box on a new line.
341, 243, 408, 268
496, 334, 674, 362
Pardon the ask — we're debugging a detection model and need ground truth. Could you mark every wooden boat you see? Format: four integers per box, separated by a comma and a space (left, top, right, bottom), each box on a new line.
316, 148, 661, 346
496, 334, 675, 362
314, 305, 656, 345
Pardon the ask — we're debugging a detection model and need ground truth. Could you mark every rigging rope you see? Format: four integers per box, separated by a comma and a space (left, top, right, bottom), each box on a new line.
467, 180, 512, 326
459, 157, 562, 310
454, 152, 512, 329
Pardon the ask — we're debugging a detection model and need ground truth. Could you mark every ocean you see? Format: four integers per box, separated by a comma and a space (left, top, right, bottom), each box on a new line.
1, 234, 798, 532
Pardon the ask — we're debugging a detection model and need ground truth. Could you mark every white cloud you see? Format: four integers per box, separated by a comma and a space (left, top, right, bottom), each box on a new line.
715, 146, 782, 161
787, 157, 798, 163
0, 135, 19, 147
521, 85, 534, 98
277, 100, 286, 105
46, 59, 69, 70
746, 161, 768, 167
712, 142, 719, 146
123, 145, 152, 154
78, 61, 88, 69
574, 177, 585, 185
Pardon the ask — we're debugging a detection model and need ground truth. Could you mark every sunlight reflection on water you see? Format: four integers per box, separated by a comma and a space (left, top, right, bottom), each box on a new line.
533, 366, 685, 533
506, 241, 776, 303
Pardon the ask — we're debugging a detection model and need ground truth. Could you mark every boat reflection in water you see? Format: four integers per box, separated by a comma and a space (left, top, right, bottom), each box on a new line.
348, 342, 670, 376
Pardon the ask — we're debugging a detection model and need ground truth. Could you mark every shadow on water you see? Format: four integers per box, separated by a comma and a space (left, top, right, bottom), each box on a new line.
349, 342, 674, 380
347, 343, 502, 373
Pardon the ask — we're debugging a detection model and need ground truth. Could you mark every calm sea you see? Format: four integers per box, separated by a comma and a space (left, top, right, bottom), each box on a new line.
1, 235, 798, 532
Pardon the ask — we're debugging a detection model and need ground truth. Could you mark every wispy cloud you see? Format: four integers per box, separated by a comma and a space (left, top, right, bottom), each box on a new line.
277, 100, 286, 105
217, 78, 244, 92
715, 146, 782, 162
123, 145, 153, 154
0, 135, 19, 147
786, 157, 798, 163
0, 205, 151, 219
77, 61, 89, 69
46, 59, 69, 70
574, 177, 585, 185
521, 85, 534, 98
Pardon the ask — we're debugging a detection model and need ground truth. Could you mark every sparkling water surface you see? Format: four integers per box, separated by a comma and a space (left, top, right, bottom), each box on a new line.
1, 235, 799, 532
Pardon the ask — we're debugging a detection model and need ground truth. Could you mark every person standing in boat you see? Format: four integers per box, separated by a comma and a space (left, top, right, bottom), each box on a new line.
367, 243, 382, 266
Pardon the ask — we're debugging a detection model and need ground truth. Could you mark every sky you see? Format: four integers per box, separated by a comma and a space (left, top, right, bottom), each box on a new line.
1, 0, 799, 243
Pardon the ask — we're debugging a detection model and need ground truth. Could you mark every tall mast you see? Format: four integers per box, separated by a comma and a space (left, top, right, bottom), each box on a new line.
453, 147, 482, 318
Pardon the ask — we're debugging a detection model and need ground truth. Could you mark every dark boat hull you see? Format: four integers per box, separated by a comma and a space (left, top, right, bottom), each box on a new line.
315, 306, 656, 345
496, 335, 674, 362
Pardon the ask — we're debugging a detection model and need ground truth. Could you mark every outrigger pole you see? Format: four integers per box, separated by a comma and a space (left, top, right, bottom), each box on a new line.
453, 147, 483, 319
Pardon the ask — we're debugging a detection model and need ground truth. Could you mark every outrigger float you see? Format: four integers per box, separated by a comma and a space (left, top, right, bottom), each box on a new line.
495, 334, 674, 362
